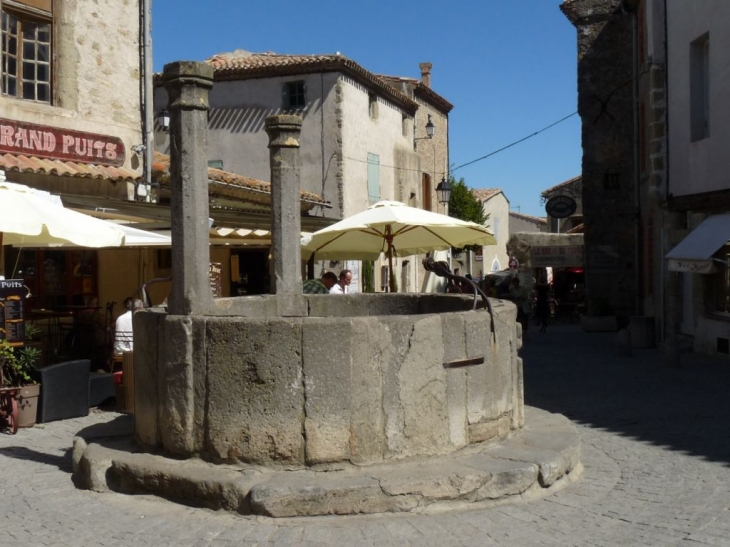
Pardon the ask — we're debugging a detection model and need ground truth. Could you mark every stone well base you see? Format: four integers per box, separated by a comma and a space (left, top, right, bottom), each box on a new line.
72, 407, 581, 518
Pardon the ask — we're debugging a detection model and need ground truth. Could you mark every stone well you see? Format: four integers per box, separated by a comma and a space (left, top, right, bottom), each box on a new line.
133, 293, 523, 468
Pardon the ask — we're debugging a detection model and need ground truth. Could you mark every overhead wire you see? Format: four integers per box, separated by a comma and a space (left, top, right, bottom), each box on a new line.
342, 110, 579, 178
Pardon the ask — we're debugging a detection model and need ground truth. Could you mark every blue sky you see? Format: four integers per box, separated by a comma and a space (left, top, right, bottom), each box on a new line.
151, 1, 580, 218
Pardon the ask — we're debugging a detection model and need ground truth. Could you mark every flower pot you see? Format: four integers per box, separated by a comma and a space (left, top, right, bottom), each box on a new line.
16, 383, 40, 428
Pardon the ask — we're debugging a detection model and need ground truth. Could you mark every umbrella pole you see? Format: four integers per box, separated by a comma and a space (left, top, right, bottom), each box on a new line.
386, 229, 395, 293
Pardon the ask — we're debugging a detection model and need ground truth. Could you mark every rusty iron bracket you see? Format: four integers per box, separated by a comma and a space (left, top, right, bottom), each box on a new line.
442, 356, 485, 369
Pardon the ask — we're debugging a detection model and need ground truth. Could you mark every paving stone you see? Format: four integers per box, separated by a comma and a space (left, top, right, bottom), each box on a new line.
2, 325, 730, 545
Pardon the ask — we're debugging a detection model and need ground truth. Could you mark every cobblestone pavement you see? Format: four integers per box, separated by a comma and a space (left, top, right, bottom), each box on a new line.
2, 324, 730, 546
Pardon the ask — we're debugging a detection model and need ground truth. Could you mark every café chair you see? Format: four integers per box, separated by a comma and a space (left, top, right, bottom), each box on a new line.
36, 359, 116, 423
36, 359, 90, 423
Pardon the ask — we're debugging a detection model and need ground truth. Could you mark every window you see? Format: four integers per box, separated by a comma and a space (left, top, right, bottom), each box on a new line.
283, 81, 306, 109
1, 1, 53, 103
708, 244, 730, 314
208, 160, 224, 170
402, 114, 408, 137
690, 33, 709, 141
368, 92, 378, 120
367, 153, 380, 204
493, 217, 500, 239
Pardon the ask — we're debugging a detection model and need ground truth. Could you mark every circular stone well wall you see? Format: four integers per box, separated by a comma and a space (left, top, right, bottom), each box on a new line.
132, 294, 523, 468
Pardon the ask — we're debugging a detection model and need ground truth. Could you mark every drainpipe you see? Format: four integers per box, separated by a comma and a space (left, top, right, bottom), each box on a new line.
139, 0, 153, 201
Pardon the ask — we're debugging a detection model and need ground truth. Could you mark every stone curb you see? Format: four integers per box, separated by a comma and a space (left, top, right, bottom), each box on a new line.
72, 407, 581, 518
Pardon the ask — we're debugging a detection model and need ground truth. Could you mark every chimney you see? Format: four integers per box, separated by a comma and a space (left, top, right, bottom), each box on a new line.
419, 62, 432, 88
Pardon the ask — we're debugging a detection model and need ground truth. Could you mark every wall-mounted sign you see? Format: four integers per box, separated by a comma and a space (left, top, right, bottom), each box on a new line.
209, 262, 222, 298
0, 279, 29, 347
508, 257, 519, 270
0, 117, 126, 167
545, 195, 577, 219
531, 245, 584, 268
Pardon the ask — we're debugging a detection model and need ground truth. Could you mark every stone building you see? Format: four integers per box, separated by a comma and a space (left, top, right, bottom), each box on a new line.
563, 0, 730, 358
378, 63, 453, 213
561, 0, 640, 319
0, 0, 147, 318
661, 0, 730, 356
509, 211, 547, 234
471, 188, 510, 275
153, 51, 453, 293
541, 175, 583, 234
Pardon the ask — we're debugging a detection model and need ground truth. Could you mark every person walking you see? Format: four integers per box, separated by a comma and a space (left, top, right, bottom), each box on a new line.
535, 273, 551, 333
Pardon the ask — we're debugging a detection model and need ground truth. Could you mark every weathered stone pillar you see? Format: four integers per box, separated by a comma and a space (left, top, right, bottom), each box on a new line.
163, 61, 214, 315
265, 115, 302, 295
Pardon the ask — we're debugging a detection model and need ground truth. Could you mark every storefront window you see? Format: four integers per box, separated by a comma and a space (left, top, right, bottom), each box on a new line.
4, 249, 97, 311
707, 244, 730, 314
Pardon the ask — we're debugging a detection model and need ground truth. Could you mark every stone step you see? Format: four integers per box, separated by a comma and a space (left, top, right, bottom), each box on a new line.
72, 407, 581, 518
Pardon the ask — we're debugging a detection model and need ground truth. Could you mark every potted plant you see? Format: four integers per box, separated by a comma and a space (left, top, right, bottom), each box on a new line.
0, 340, 42, 431
23, 323, 44, 351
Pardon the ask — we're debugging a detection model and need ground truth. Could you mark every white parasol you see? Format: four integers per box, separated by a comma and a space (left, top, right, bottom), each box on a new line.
301, 200, 496, 292
0, 181, 125, 248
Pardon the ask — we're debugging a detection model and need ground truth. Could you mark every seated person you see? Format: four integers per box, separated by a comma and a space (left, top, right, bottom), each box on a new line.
114, 298, 144, 355
303, 272, 338, 294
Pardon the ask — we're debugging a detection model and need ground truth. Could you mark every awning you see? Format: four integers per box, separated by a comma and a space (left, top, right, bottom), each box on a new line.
666, 214, 730, 274
0, 153, 141, 183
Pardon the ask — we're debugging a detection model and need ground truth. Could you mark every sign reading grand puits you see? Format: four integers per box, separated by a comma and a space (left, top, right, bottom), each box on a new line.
0, 118, 126, 167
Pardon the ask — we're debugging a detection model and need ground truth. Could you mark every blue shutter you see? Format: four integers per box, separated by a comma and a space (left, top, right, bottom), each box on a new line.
367, 153, 380, 204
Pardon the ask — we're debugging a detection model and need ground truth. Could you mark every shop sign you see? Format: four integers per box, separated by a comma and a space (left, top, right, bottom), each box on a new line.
0, 117, 125, 167
545, 195, 577, 219
0, 279, 29, 346
531, 245, 584, 268
209, 263, 222, 297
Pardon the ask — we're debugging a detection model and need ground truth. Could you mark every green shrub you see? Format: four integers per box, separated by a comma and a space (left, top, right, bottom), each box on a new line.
0, 340, 41, 387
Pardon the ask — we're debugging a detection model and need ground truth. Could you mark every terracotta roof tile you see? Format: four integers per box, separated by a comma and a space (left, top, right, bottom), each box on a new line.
509, 210, 547, 224
541, 175, 581, 197
193, 50, 419, 114
0, 153, 141, 182
152, 151, 326, 208
471, 188, 503, 201
377, 74, 454, 113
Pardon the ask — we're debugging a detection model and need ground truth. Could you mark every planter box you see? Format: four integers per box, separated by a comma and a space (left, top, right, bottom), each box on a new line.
16, 383, 40, 428
581, 315, 618, 332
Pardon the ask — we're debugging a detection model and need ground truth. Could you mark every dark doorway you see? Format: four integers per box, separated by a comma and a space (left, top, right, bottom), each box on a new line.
230, 249, 269, 295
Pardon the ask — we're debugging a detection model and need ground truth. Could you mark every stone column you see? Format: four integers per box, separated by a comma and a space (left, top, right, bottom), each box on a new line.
265, 115, 303, 296
163, 61, 214, 315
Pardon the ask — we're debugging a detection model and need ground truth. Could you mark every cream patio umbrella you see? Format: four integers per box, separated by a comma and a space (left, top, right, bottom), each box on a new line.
0, 181, 125, 249
301, 200, 496, 292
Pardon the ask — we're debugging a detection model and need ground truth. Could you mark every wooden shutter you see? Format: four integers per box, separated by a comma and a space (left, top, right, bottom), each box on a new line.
367, 153, 380, 204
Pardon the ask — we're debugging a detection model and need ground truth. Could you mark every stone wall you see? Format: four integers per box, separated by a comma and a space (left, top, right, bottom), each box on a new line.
133, 294, 523, 468
562, 0, 639, 317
